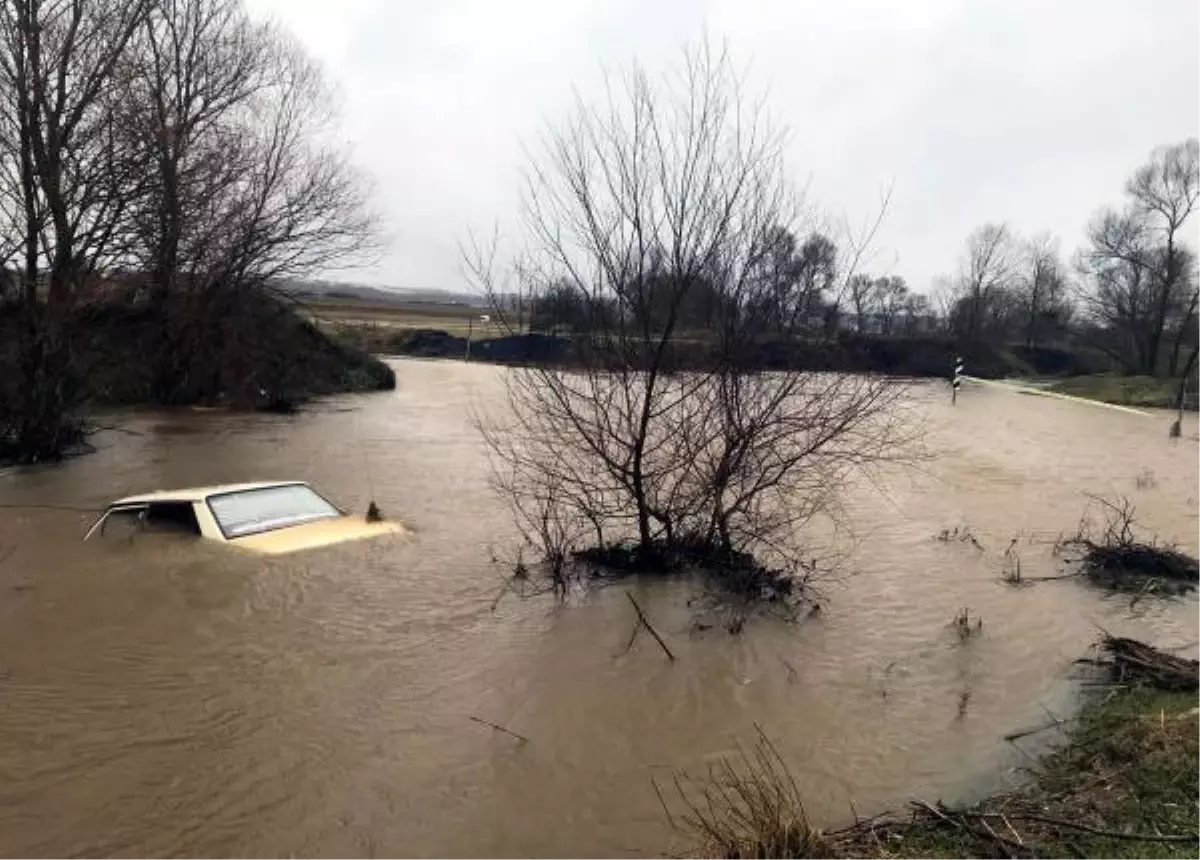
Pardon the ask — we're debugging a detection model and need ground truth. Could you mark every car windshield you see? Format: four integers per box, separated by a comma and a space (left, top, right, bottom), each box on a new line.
207, 485, 340, 539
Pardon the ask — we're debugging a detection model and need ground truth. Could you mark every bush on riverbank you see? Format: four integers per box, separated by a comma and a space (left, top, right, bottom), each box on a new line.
661, 636, 1200, 858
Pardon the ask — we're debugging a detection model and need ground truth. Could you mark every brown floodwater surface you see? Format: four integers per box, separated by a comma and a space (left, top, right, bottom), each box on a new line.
0, 359, 1196, 857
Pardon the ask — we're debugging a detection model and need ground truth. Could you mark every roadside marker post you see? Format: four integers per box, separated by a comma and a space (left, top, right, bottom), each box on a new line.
952, 356, 963, 405
465, 314, 490, 361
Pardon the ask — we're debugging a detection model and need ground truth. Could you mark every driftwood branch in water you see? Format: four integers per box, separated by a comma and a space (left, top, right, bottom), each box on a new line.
626, 593, 675, 662
1003, 717, 1075, 742
621, 615, 642, 656
468, 715, 529, 744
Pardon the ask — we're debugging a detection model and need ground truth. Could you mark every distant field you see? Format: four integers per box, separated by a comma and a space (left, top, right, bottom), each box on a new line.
298, 297, 514, 339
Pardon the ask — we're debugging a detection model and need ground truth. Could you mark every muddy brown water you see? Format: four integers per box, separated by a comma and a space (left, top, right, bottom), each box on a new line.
0, 359, 1196, 858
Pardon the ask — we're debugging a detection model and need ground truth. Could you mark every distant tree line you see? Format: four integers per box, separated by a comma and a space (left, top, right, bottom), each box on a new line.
0, 0, 373, 461
525, 138, 1199, 383
525, 228, 938, 340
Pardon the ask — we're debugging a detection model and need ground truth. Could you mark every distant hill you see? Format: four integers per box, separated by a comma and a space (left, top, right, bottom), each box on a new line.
277, 278, 486, 308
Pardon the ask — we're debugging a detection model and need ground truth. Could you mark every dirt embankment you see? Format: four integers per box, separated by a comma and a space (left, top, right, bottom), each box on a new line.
0, 294, 395, 416
345, 325, 1110, 380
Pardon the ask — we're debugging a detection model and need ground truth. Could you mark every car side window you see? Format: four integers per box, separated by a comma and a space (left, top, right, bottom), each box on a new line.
144, 502, 201, 536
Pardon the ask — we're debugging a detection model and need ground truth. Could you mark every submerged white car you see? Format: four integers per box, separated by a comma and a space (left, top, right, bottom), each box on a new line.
84, 481, 401, 555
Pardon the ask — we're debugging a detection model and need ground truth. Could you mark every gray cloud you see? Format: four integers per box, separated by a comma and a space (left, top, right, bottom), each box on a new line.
246, 0, 1199, 293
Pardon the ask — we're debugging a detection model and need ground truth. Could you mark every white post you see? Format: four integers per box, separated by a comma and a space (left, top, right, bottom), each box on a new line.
952, 356, 963, 405
465, 314, 489, 362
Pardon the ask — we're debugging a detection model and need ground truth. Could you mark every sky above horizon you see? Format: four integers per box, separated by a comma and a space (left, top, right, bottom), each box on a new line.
244, 0, 1198, 295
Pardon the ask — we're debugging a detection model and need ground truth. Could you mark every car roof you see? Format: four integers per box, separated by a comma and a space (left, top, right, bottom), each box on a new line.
108, 481, 309, 506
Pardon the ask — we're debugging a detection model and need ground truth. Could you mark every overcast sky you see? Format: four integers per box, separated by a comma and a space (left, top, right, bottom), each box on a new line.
244, 0, 1198, 294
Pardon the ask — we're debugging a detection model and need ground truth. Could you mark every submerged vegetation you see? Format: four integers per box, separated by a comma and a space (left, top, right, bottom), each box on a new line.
1060, 495, 1199, 595
933, 496, 1198, 597
660, 636, 1200, 858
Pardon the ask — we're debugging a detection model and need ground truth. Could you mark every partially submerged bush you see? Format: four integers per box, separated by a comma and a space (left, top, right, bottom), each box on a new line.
1062, 496, 1198, 595
575, 537, 805, 606
472, 46, 914, 625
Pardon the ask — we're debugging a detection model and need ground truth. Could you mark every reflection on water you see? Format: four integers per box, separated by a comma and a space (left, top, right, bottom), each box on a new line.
0, 359, 1196, 857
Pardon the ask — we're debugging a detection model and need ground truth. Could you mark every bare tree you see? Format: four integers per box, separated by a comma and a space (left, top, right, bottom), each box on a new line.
749, 226, 838, 335
120, 0, 376, 404
470, 45, 911, 605
845, 273, 874, 332
875, 276, 910, 336
1018, 232, 1071, 348
1079, 139, 1199, 375
0, 0, 153, 459
1129, 139, 1198, 371
846, 274, 909, 335
0, 0, 376, 456
897, 290, 933, 337
947, 223, 1017, 345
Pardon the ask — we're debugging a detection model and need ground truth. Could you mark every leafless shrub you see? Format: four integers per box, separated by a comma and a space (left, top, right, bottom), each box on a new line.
469, 44, 915, 614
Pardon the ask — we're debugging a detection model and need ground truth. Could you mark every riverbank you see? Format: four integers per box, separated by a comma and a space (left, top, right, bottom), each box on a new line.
665, 636, 1199, 859
1044, 373, 1198, 412
839, 685, 1198, 858
330, 322, 1111, 381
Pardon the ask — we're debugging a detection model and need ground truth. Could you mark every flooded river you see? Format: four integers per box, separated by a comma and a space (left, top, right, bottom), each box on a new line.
1, 359, 1196, 857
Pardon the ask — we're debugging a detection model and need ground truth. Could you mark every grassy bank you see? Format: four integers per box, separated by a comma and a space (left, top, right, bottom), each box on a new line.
663, 636, 1199, 858
839, 687, 1198, 858
1044, 374, 1198, 411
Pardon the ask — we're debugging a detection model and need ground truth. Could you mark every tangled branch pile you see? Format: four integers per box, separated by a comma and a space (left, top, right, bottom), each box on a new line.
1092, 634, 1199, 692
1062, 496, 1198, 594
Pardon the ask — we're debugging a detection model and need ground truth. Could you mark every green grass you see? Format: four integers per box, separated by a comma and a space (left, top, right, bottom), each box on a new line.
836, 687, 1199, 858
1048, 373, 1196, 411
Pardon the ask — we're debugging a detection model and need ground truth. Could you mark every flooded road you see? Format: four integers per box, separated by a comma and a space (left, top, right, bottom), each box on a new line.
1, 359, 1196, 857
